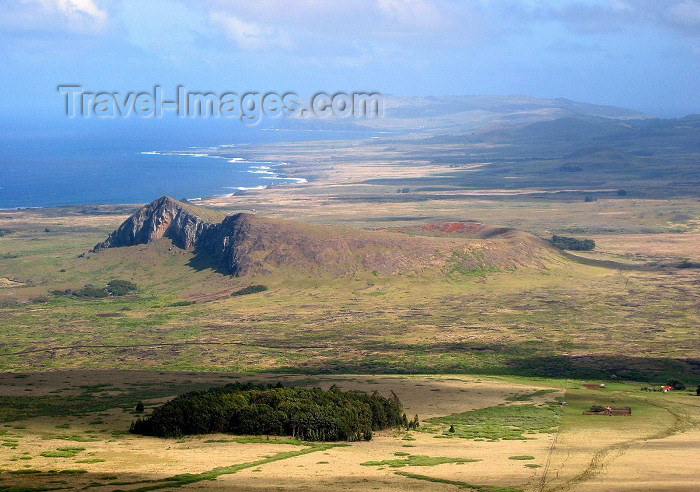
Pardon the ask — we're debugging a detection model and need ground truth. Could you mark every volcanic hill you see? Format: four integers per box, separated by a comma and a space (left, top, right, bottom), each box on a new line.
93, 196, 559, 277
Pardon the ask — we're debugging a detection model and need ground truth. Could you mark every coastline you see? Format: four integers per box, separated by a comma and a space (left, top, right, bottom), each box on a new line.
140, 145, 310, 203
0, 143, 313, 211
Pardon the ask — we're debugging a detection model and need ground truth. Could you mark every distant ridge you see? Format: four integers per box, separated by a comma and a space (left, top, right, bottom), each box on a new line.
352, 95, 652, 133
93, 197, 559, 277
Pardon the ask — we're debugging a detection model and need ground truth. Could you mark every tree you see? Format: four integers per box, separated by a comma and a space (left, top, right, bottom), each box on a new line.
667, 379, 686, 391
135, 401, 145, 413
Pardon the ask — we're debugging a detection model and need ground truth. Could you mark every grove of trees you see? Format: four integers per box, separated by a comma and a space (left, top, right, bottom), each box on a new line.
550, 235, 595, 251
129, 383, 408, 441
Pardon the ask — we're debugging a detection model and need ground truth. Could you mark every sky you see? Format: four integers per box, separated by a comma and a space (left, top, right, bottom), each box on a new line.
0, 0, 699, 120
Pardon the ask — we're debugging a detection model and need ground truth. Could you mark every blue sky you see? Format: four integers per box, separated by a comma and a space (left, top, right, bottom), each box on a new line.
1, 0, 699, 119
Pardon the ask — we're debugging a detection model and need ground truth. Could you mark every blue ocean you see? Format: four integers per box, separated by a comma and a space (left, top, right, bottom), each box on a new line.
0, 117, 383, 209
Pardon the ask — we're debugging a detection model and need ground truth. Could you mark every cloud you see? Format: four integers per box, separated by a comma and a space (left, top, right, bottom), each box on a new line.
376, 0, 447, 30
665, 1, 700, 33
54, 0, 106, 21
208, 11, 291, 50
10, 0, 108, 31
517, 0, 700, 37
2, 0, 699, 71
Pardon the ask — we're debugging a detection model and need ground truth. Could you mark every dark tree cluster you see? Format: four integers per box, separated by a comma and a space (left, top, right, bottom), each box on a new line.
106, 279, 138, 296
51, 279, 138, 298
667, 378, 686, 391
550, 235, 595, 251
129, 383, 406, 441
231, 285, 268, 296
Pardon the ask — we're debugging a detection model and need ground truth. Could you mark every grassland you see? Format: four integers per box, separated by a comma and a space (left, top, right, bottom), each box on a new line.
0, 194, 698, 382
0, 372, 697, 491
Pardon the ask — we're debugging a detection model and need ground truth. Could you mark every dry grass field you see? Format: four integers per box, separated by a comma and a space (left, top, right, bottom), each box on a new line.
0, 372, 698, 491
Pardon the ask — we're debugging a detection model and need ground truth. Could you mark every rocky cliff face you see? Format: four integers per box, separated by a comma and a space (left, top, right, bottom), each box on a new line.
196, 213, 263, 276
92, 196, 214, 251
92, 197, 264, 275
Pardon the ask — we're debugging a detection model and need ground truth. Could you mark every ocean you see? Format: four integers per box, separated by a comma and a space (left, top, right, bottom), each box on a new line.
0, 117, 385, 209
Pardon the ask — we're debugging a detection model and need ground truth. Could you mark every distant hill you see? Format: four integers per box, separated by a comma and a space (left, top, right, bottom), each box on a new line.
349, 100, 699, 198
345, 95, 651, 133
93, 197, 559, 277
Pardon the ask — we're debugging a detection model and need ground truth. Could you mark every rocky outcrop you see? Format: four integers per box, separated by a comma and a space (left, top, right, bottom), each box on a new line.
92, 196, 214, 251
92, 198, 264, 275
195, 213, 263, 276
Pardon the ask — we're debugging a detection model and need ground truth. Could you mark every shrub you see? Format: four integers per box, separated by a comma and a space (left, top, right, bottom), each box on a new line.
50, 289, 73, 296
550, 235, 595, 251
73, 285, 108, 298
232, 285, 268, 296
107, 279, 138, 296
67, 280, 137, 298
667, 379, 686, 391
406, 414, 420, 430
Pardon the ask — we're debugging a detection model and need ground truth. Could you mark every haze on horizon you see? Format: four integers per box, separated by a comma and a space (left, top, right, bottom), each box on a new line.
0, 0, 699, 122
